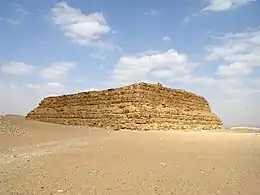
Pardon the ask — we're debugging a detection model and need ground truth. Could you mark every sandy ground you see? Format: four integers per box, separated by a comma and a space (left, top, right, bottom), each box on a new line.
1, 116, 260, 195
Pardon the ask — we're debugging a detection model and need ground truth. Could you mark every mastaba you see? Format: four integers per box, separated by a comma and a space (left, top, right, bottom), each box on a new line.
26, 82, 223, 131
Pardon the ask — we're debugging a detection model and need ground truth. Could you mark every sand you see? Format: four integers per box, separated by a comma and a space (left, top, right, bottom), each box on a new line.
0, 115, 260, 195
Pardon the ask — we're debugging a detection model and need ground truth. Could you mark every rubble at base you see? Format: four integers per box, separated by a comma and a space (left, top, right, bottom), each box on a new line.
0, 116, 28, 136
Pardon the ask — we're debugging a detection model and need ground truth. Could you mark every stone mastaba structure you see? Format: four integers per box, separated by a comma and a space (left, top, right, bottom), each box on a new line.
26, 82, 223, 131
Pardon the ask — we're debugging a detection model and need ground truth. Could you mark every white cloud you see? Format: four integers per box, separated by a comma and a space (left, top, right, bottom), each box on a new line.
144, 8, 157, 16
1, 61, 34, 75
90, 52, 106, 60
51, 2, 115, 49
137, 50, 160, 56
112, 49, 192, 84
162, 36, 171, 41
26, 82, 66, 96
12, 3, 28, 15
26, 82, 64, 89
202, 0, 256, 12
206, 27, 260, 77
217, 62, 251, 77
45, 82, 64, 88
41, 62, 76, 80
183, 16, 191, 24
182, 13, 198, 24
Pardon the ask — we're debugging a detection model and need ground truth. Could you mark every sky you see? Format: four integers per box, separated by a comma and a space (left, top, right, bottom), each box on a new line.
0, 0, 260, 127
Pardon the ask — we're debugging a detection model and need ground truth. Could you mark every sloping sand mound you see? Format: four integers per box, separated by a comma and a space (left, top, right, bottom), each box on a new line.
0, 116, 28, 136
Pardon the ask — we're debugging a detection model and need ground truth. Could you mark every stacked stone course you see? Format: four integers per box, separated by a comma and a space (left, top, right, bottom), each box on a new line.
26, 82, 223, 131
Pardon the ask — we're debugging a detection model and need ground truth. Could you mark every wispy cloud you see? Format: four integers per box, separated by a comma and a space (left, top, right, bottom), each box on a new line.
12, 3, 28, 15
182, 13, 198, 24
41, 62, 76, 81
1, 61, 35, 75
206, 27, 260, 77
162, 36, 171, 41
144, 8, 158, 16
90, 52, 106, 60
3, 2, 28, 25
202, 0, 256, 12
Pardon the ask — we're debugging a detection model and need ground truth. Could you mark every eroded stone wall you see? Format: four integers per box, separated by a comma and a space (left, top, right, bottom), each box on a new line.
26, 82, 223, 131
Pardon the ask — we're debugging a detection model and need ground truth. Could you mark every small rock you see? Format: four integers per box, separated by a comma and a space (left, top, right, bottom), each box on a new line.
160, 162, 166, 167
57, 189, 64, 193
200, 170, 205, 174
209, 165, 215, 170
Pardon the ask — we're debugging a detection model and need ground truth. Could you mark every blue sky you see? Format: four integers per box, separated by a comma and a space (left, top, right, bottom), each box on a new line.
0, 0, 260, 127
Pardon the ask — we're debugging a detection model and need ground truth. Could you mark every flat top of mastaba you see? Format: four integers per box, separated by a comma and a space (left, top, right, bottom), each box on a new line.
115, 82, 200, 96
45, 82, 204, 100
105, 82, 185, 91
